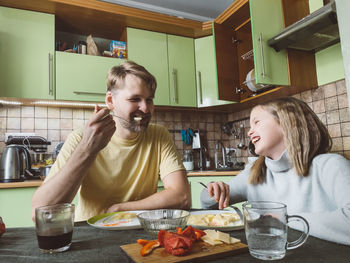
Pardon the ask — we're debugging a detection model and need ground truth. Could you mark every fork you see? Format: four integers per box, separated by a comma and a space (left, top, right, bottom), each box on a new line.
199, 182, 244, 222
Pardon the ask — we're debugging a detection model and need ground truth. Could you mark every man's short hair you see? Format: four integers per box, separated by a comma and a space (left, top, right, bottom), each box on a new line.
106, 61, 157, 97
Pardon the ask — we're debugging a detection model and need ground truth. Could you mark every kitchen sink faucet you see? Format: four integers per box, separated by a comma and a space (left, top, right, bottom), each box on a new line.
215, 140, 227, 169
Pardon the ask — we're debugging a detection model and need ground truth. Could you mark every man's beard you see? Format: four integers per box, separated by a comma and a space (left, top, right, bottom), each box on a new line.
119, 114, 151, 132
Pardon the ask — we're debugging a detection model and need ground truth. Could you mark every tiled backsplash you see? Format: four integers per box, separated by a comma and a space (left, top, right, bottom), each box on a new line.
1, 79, 349, 169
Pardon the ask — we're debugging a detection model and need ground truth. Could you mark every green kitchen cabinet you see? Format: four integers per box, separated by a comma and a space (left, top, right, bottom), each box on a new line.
0, 6, 55, 99
127, 28, 197, 107
249, 0, 289, 86
56, 52, 125, 102
0, 186, 79, 228
0, 187, 37, 228
214, 0, 316, 102
194, 36, 232, 107
188, 176, 234, 209
126, 29, 169, 106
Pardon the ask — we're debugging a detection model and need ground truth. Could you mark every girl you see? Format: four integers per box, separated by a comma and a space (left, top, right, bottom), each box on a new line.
201, 97, 350, 245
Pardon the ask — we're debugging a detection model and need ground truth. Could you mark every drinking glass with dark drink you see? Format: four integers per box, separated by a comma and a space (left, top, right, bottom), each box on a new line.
35, 203, 75, 253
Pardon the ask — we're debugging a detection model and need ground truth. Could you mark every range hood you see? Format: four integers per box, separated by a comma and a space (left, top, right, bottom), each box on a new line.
268, 1, 339, 52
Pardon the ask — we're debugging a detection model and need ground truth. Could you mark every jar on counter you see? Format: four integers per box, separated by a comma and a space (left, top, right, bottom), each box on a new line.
78, 41, 87, 54
183, 150, 194, 171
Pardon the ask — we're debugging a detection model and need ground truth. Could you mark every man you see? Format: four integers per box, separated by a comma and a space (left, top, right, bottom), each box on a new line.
32, 61, 191, 221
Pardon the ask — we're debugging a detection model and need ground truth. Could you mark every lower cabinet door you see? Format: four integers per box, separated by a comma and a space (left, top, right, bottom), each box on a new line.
188, 176, 234, 209
56, 52, 125, 102
0, 187, 79, 228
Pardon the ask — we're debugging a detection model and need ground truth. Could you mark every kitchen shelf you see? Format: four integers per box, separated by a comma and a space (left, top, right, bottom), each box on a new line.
241, 49, 253, 61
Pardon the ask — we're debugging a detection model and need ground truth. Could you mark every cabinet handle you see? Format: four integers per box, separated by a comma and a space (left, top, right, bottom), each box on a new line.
197, 71, 203, 105
258, 33, 266, 78
73, 91, 106, 96
48, 53, 53, 96
172, 69, 178, 103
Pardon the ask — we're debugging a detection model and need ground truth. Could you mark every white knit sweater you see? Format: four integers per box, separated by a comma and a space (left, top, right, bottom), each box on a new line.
200, 151, 350, 245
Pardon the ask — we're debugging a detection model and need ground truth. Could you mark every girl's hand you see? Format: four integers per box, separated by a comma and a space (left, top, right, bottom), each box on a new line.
207, 181, 230, 210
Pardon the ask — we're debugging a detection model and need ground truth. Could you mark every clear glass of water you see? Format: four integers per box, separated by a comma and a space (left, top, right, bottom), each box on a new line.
243, 201, 309, 260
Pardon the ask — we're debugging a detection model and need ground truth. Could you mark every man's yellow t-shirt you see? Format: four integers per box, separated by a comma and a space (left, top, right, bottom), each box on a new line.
46, 124, 185, 221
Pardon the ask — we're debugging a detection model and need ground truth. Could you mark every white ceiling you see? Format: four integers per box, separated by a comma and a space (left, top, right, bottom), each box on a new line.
100, 0, 234, 21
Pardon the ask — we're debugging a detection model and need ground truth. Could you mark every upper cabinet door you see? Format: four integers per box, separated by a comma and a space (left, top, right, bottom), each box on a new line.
127, 28, 170, 106
167, 35, 197, 107
56, 52, 124, 102
0, 6, 55, 99
249, 0, 289, 86
213, 23, 241, 102
195, 36, 232, 107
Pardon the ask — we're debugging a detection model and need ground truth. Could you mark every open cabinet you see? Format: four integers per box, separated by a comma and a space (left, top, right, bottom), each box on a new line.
213, 0, 317, 102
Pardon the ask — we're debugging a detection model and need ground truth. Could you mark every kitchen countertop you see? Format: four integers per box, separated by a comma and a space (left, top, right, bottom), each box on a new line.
0, 180, 43, 189
1, 170, 241, 189
186, 170, 240, 176
1, 221, 349, 263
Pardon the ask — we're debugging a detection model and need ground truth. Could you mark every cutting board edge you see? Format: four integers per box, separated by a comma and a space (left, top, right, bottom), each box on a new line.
121, 241, 249, 263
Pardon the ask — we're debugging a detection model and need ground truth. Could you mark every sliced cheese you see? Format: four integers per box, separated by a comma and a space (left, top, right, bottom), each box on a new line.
201, 235, 223, 245
202, 229, 241, 245
204, 229, 217, 239
230, 236, 241, 244
216, 231, 231, 244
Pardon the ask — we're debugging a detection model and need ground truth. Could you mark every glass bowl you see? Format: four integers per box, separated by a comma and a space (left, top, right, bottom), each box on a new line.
137, 209, 190, 236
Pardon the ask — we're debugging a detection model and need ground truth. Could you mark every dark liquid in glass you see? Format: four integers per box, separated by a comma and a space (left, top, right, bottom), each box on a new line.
37, 231, 73, 250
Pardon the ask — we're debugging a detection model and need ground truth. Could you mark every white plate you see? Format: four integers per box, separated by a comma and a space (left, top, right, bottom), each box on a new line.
245, 69, 257, 92
188, 210, 244, 231
87, 210, 147, 230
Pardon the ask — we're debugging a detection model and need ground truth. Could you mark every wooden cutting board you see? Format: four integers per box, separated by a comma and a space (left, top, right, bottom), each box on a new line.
121, 240, 248, 263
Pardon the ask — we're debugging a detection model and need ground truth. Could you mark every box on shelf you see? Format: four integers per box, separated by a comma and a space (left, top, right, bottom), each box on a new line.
110, 41, 127, 58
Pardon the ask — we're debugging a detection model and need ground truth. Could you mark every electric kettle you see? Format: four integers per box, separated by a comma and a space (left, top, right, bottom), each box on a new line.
0, 145, 32, 182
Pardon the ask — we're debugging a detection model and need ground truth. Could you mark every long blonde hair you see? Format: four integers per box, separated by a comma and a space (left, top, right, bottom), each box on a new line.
249, 97, 332, 184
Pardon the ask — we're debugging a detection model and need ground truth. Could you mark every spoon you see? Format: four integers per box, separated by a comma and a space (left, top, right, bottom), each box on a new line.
237, 124, 247, 150
199, 182, 244, 222
102, 112, 142, 123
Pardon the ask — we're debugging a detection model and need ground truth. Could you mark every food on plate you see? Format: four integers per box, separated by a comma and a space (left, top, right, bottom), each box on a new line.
201, 229, 240, 246
110, 212, 137, 220
188, 212, 240, 227
137, 225, 206, 257
95, 212, 137, 227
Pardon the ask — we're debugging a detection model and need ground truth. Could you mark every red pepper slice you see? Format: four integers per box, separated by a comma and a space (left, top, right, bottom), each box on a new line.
176, 227, 183, 234
140, 240, 161, 256
193, 228, 206, 240
137, 239, 151, 246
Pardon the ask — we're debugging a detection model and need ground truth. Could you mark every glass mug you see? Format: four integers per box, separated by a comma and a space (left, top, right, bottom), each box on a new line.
35, 203, 75, 253
242, 201, 309, 260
